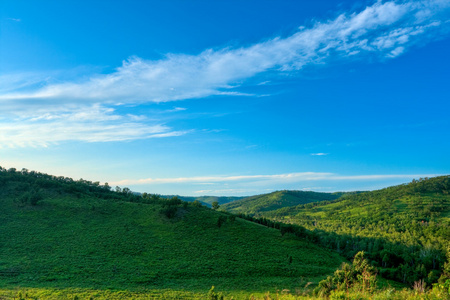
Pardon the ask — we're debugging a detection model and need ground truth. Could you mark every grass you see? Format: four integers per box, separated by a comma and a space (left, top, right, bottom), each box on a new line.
2, 171, 448, 299
0, 181, 346, 297
222, 191, 343, 216
1, 283, 449, 300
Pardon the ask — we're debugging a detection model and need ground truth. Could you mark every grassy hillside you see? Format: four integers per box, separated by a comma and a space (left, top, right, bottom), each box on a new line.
176, 195, 244, 207
0, 167, 345, 297
221, 190, 346, 215
251, 176, 450, 286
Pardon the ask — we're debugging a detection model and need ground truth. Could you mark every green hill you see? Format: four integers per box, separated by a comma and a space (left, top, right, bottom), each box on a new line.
0, 167, 345, 298
221, 190, 346, 216
175, 195, 244, 207
246, 176, 450, 286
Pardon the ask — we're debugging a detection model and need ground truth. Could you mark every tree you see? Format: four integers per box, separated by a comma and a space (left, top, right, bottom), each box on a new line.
217, 216, 227, 228
212, 201, 220, 210
29, 191, 43, 206
192, 200, 203, 207
315, 251, 377, 296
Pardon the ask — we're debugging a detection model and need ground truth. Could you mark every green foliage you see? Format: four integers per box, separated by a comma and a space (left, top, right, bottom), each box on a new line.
212, 201, 220, 210
178, 195, 244, 207
217, 215, 227, 228
191, 200, 203, 207
0, 165, 345, 295
3, 166, 448, 298
222, 190, 345, 215
2, 285, 450, 300
18, 190, 43, 206
160, 205, 178, 218
29, 190, 43, 206
315, 251, 377, 296
207, 286, 224, 300
159, 197, 183, 218
440, 247, 450, 283
248, 176, 450, 286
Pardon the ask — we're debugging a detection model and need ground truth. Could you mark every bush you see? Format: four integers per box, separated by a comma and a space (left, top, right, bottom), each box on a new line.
315, 251, 377, 296
160, 206, 178, 219
207, 286, 224, 300
30, 191, 43, 206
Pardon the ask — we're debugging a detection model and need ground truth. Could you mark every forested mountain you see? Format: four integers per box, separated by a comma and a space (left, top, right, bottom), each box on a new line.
238, 176, 450, 286
221, 190, 348, 215
0, 167, 345, 296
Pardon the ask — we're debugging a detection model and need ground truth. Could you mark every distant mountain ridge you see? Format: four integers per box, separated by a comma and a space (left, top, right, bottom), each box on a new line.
221, 190, 351, 215
169, 195, 245, 206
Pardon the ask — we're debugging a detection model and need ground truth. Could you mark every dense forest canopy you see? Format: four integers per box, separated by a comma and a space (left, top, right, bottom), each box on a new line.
230, 176, 450, 286
221, 190, 349, 215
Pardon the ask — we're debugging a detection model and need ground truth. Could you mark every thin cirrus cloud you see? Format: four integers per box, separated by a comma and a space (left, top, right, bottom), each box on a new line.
0, 105, 188, 148
1, 0, 450, 146
110, 172, 441, 186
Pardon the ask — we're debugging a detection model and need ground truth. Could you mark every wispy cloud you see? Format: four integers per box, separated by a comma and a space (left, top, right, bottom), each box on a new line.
194, 189, 253, 195
111, 172, 441, 186
311, 153, 329, 156
1, 0, 450, 146
3, 0, 449, 105
0, 105, 188, 148
165, 107, 187, 113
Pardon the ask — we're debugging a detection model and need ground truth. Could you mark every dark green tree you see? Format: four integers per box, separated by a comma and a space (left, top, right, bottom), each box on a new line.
211, 201, 220, 210
29, 190, 43, 206
217, 216, 227, 228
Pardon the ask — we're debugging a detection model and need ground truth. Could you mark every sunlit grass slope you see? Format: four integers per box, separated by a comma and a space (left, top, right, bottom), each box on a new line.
254, 176, 450, 285
0, 168, 345, 296
221, 190, 346, 216
177, 195, 245, 207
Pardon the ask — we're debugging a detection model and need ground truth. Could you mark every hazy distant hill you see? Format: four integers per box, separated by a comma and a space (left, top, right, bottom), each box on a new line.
238, 176, 450, 286
172, 195, 245, 206
221, 190, 348, 215
0, 167, 345, 293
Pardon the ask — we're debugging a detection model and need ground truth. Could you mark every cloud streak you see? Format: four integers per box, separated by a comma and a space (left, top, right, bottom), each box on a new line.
3, 0, 449, 106
111, 172, 441, 186
1, 0, 450, 146
0, 105, 188, 148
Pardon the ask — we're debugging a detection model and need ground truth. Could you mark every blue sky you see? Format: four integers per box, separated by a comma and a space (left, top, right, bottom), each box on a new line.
1, 0, 449, 196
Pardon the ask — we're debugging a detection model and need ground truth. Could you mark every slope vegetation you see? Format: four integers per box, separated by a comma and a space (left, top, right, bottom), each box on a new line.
177, 195, 244, 206
222, 190, 345, 215
0, 167, 345, 295
253, 176, 450, 286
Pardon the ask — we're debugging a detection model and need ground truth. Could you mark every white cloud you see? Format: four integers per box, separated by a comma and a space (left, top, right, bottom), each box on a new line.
311, 153, 329, 156
165, 107, 187, 113
0, 105, 188, 148
1, 0, 449, 146
194, 189, 251, 195
111, 172, 441, 186
2, 0, 449, 107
